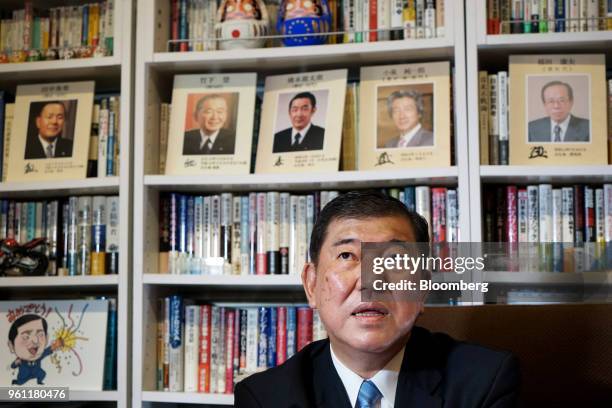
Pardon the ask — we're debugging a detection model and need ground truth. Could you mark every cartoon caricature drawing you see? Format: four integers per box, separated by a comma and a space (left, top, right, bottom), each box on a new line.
7, 314, 63, 385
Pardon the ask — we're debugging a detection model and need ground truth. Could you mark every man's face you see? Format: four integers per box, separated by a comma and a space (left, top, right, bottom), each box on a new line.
543, 84, 573, 123
196, 97, 228, 134
36, 103, 65, 141
391, 96, 420, 134
8, 319, 47, 362
289, 97, 316, 131
303, 216, 424, 358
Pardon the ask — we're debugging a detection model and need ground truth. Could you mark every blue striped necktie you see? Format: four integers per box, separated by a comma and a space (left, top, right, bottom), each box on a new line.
356, 380, 382, 408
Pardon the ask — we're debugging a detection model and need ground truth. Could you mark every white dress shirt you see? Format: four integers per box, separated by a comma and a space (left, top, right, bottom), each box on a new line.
397, 124, 422, 147
291, 123, 311, 145
550, 115, 571, 142
199, 129, 220, 150
38, 134, 57, 157
330, 344, 405, 408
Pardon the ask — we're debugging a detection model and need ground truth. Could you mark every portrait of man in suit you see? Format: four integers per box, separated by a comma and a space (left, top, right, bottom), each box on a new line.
235, 191, 519, 407
24, 101, 74, 160
528, 80, 590, 143
273, 91, 325, 153
382, 89, 434, 148
183, 93, 236, 155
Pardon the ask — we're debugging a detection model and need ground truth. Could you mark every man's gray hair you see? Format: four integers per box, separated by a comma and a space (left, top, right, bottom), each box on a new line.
194, 94, 227, 117
540, 81, 574, 103
386, 90, 424, 118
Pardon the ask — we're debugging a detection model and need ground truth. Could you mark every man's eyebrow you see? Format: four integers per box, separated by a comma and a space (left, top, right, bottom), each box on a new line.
332, 238, 359, 247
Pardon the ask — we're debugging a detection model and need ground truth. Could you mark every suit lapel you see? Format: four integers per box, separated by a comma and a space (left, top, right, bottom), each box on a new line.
394, 328, 443, 408
312, 342, 352, 408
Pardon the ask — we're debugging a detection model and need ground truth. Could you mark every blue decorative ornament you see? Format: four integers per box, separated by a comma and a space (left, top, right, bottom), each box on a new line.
277, 0, 332, 46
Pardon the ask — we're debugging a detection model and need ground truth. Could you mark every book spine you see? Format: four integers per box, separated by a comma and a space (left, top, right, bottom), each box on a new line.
162, 297, 170, 390
215, 307, 226, 393
184, 305, 200, 392
507, 186, 518, 242
568, 0, 580, 32
179, 0, 188, 52
225, 310, 235, 393
369, 0, 378, 42
511, 0, 524, 32
105, 196, 119, 274
585, 186, 596, 242
431, 187, 446, 243
267, 192, 280, 274
256, 192, 267, 275
289, 196, 298, 274
488, 74, 499, 165
436, 0, 445, 37
276, 306, 287, 365
552, 188, 564, 271
66, 197, 79, 275
88, 103, 100, 177
279, 193, 290, 274
574, 185, 585, 244
248, 193, 257, 275
554, 0, 566, 31
193, 196, 204, 274
604, 185, 612, 242
306, 194, 315, 261
403, 0, 416, 39
97, 100, 109, 177
488, 0, 501, 34
157, 299, 165, 390
239, 308, 248, 372
415, 186, 431, 239
296, 307, 313, 352
527, 186, 539, 243
198, 304, 211, 393
539, 0, 549, 31
562, 187, 575, 243
518, 189, 528, 243
91, 196, 106, 275
106, 109, 116, 176
159, 103, 169, 173
77, 196, 92, 275
497, 71, 508, 165
495, 187, 506, 242
246, 308, 258, 373
209, 306, 220, 391
297, 196, 308, 272
266, 307, 277, 368
539, 184, 553, 243
286, 307, 297, 359
168, 295, 184, 392
221, 193, 233, 267
446, 189, 459, 243
203, 196, 211, 262
478, 71, 490, 164
377, 0, 390, 41
257, 307, 268, 368
82, 4, 89, 46
240, 196, 250, 275
595, 189, 605, 243
530, 0, 540, 32
210, 195, 221, 261
416, 0, 425, 38
231, 196, 241, 274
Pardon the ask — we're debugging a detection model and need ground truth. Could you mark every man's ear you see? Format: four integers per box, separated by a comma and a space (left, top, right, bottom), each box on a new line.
302, 262, 318, 309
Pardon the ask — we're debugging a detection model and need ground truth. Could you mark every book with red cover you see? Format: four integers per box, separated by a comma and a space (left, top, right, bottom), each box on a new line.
296, 307, 313, 352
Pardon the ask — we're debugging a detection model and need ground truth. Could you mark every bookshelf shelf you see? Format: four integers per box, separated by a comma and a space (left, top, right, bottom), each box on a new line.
0, 176, 120, 198
479, 31, 612, 49
480, 165, 612, 183
0, 57, 122, 89
150, 38, 455, 72
484, 271, 612, 285
143, 273, 302, 289
141, 391, 233, 405
145, 167, 459, 192
0, 275, 119, 289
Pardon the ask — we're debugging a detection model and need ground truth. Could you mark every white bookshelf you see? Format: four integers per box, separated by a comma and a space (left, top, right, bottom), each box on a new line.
133, 0, 470, 405
466, 1, 612, 242
0, 1, 134, 407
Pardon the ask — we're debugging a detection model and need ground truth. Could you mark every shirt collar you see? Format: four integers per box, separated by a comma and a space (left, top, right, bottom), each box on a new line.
199, 129, 220, 149
399, 123, 422, 145
330, 344, 405, 408
550, 115, 571, 140
292, 123, 312, 142
38, 134, 57, 154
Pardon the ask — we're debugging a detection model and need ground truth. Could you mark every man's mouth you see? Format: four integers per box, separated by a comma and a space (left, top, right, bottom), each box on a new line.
28, 347, 38, 356
351, 303, 389, 318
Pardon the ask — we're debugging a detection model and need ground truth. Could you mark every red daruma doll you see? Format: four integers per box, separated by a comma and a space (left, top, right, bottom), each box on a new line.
215, 0, 270, 50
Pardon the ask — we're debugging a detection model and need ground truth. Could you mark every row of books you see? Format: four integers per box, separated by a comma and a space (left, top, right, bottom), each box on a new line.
158, 187, 459, 276
478, 72, 612, 165
0, 196, 120, 276
0, 1, 114, 62
167, 0, 445, 52
157, 297, 326, 393
486, 0, 612, 34
483, 184, 612, 244
0, 92, 121, 180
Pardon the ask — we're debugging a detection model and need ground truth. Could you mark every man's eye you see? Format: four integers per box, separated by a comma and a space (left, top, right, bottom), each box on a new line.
338, 252, 356, 261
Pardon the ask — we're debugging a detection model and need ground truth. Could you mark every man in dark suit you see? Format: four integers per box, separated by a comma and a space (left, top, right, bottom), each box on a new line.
25, 101, 73, 159
528, 80, 589, 143
383, 90, 434, 148
273, 91, 325, 153
183, 94, 236, 155
235, 191, 520, 407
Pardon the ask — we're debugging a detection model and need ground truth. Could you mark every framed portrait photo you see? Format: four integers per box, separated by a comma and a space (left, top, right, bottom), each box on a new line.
509, 54, 607, 165
255, 69, 347, 174
6, 81, 94, 182
358, 62, 451, 170
165, 73, 257, 175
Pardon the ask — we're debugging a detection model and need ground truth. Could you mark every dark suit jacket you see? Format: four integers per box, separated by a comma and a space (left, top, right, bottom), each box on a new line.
384, 127, 434, 148
273, 124, 325, 153
24, 134, 73, 159
235, 326, 520, 407
182, 128, 236, 155
528, 115, 590, 142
